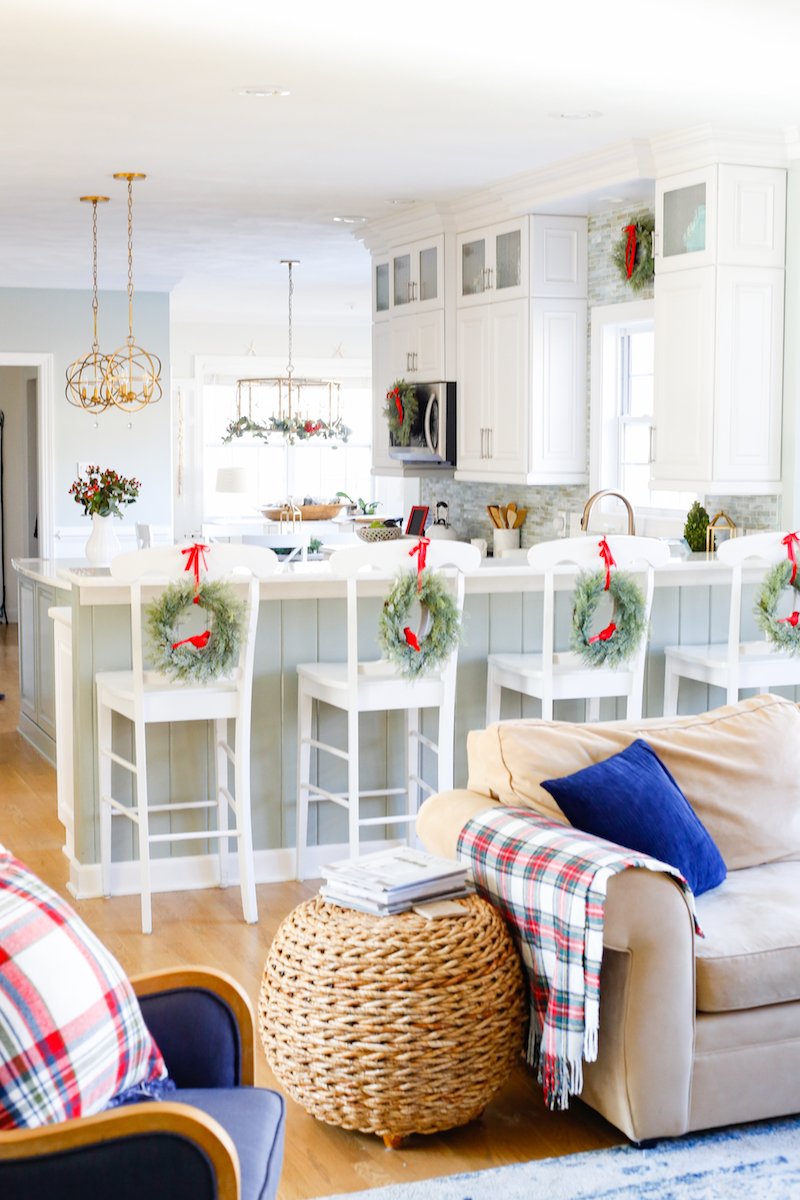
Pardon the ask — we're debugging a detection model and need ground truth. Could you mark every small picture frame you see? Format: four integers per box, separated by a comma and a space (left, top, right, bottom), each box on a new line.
405, 506, 429, 537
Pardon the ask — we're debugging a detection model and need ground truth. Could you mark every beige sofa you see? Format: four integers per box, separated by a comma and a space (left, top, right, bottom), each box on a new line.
416, 694, 800, 1143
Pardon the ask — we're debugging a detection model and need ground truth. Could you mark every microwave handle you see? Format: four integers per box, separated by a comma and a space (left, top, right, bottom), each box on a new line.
424, 393, 435, 453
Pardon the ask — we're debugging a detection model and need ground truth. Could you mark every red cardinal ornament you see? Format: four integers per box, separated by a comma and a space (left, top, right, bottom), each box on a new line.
403, 626, 421, 652
172, 630, 211, 651
588, 621, 617, 644
779, 611, 800, 627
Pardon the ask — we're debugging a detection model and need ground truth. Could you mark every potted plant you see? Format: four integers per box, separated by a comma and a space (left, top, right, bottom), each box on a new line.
69, 466, 140, 566
335, 491, 379, 516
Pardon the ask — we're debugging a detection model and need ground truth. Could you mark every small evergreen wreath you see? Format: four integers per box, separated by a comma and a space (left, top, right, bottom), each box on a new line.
383, 379, 418, 447
570, 568, 648, 668
146, 579, 246, 683
378, 568, 462, 679
611, 215, 655, 292
754, 559, 800, 654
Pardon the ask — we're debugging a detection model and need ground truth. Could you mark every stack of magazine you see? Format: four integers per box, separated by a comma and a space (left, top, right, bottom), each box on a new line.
320, 846, 472, 916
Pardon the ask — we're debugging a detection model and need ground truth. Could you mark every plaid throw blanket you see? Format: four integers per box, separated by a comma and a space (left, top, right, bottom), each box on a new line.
457, 807, 700, 1111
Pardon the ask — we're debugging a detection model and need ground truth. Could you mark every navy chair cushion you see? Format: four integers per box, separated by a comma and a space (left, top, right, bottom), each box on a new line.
541, 738, 727, 896
177, 1088, 286, 1200
138, 988, 242, 1088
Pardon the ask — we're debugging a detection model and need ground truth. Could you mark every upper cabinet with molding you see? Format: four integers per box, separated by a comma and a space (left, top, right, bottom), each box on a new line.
373, 235, 444, 321
652, 165, 787, 493
454, 214, 588, 484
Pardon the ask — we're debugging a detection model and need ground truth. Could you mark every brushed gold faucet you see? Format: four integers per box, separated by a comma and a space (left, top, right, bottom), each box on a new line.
581, 490, 636, 536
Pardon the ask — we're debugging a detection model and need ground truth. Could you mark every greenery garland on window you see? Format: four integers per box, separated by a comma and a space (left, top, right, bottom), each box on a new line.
753, 559, 800, 654
611, 215, 655, 293
146, 579, 246, 684
383, 379, 418, 447
570, 568, 648, 668
378, 568, 462, 679
223, 413, 351, 446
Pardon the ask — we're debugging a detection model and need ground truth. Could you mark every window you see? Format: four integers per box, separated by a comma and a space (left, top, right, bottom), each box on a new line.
591, 302, 696, 528
199, 357, 383, 520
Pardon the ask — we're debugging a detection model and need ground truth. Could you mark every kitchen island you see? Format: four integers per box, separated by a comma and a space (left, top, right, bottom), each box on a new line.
13, 551, 787, 901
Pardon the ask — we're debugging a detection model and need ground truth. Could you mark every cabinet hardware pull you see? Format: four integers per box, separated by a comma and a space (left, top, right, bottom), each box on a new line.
485, 268, 493, 290
488, 428, 492, 458
649, 426, 656, 464
411, 282, 417, 301
480, 428, 485, 459
406, 281, 412, 302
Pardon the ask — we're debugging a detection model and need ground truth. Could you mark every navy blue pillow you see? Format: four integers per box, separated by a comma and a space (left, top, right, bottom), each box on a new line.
540, 739, 726, 896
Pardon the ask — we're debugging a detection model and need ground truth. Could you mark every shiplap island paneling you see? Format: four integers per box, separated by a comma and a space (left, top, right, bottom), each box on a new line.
15, 554, 792, 899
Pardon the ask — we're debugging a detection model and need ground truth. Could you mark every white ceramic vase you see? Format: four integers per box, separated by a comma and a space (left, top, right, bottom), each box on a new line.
85, 512, 121, 567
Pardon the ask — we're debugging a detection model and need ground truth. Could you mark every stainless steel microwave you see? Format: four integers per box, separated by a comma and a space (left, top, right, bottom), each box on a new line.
388, 381, 456, 465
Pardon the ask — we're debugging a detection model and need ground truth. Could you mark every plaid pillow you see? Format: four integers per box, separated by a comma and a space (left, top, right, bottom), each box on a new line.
0, 846, 167, 1129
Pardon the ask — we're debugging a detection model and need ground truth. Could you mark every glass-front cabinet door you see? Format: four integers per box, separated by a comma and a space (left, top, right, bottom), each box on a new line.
414, 235, 444, 312
373, 257, 390, 320
393, 251, 412, 306
457, 218, 528, 305
655, 166, 717, 274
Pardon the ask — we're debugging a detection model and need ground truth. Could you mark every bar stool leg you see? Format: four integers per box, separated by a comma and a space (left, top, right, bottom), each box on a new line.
436, 697, 455, 794
663, 658, 680, 717
296, 683, 313, 881
486, 662, 502, 727
347, 707, 360, 861
133, 715, 152, 936
215, 718, 229, 888
234, 713, 257, 924
98, 693, 113, 900
406, 707, 420, 844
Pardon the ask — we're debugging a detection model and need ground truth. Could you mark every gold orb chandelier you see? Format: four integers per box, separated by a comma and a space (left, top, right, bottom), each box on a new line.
104, 172, 162, 411
65, 195, 112, 411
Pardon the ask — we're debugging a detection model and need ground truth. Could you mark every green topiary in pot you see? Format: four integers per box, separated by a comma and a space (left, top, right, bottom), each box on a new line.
684, 501, 710, 552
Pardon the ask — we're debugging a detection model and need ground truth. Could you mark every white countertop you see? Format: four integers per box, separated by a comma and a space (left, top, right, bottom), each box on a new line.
8, 548, 770, 606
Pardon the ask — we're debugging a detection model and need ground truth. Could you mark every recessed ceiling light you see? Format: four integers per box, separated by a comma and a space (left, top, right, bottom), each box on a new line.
238, 85, 290, 97
599, 196, 625, 203
548, 110, 602, 120
333, 216, 366, 224
386, 199, 416, 206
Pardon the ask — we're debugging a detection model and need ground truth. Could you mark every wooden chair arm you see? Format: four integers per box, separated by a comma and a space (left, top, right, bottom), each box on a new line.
0, 1101, 240, 1200
130, 966, 256, 1086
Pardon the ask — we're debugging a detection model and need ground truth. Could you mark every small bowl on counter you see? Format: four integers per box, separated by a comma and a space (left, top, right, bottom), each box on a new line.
356, 524, 403, 543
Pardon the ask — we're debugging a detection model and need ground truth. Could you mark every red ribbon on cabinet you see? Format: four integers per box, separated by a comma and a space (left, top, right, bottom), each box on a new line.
182, 542, 209, 604
624, 224, 637, 278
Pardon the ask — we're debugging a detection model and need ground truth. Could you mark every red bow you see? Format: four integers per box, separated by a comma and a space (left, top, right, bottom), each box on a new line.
624, 224, 637, 279
779, 612, 800, 627
403, 626, 421, 651
393, 388, 404, 425
182, 542, 209, 604
598, 536, 616, 591
409, 537, 430, 592
172, 630, 211, 651
589, 621, 617, 644
783, 532, 800, 584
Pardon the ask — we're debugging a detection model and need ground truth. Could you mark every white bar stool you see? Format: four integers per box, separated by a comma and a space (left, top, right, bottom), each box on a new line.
486, 535, 669, 725
295, 539, 480, 880
97, 543, 278, 934
664, 531, 800, 714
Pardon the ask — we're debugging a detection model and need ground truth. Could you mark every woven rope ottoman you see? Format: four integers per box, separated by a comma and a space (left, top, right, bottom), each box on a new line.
259, 893, 526, 1147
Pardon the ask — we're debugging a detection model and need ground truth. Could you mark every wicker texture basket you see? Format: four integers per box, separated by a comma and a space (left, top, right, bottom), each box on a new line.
259, 894, 527, 1141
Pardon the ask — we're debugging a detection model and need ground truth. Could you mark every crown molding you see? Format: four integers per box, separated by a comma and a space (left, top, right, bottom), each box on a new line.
355, 124, 791, 249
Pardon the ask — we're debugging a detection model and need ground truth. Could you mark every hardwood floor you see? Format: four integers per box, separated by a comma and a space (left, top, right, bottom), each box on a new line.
0, 622, 623, 1198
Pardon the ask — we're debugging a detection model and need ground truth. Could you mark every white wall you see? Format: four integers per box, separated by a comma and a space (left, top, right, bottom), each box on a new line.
170, 321, 370, 378
0, 288, 172, 546
0, 366, 37, 620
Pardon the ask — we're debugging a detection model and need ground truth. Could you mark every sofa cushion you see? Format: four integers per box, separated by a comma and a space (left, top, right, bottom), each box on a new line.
540, 740, 727, 896
467, 694, 800, 871
177, 1088, 286, 1200
694, 861, 800, 1012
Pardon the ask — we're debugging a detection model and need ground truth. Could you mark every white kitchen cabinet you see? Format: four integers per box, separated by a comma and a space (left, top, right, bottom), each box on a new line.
390, 310, 445, 381
390, 235, 444, 314
655, 164, 786, 275
531, 215, 588, 298
457, 218, 529, 306
455, 299, 528, 479
17, 575, 60, 763
371, 321, 394, 469
373, 256, 391, 321
529, 298, 587, 482
652, 264, 784, 492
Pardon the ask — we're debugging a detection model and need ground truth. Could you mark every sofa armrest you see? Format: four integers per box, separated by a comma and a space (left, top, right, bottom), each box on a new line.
0, 1101, 240, 1200
131, 967, 256, 1087
416, 789, 501, 858
582, 868, 697, 1142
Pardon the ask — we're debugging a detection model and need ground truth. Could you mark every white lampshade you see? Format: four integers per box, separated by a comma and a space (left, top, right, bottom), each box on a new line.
216, 467, 249, 494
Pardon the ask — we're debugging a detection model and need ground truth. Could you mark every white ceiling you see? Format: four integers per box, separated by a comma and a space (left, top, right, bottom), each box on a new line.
2, 0, 799, 323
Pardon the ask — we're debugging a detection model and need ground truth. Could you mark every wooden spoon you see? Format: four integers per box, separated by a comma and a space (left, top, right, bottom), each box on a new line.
513, 508, 528, 528
486, 506, 501, 528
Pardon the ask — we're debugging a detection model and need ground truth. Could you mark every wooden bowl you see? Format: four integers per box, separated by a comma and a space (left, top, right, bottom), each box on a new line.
261, 504, 346, 522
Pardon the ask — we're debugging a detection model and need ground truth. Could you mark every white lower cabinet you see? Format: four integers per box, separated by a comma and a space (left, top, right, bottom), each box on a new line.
456, 296, 586, 484
652, 265, 783, 491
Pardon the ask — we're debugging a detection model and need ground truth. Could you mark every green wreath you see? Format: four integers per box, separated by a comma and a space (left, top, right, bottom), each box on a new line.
146, 579, 246, 683
754, 559, 800, 654
383, 379, 418, 447
378, 568, 462, 679
611, 215, 655, 292
569, 569, 648, 668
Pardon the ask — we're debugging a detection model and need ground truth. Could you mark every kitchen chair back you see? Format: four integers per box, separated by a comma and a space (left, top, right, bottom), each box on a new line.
295, 537, 480, 879
486, 534, 669, 725
97, 543, 278, 933
664, 530, 800, 714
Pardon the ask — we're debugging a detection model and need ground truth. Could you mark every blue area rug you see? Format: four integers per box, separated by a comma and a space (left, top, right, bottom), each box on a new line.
317, 1116, 800, 1199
